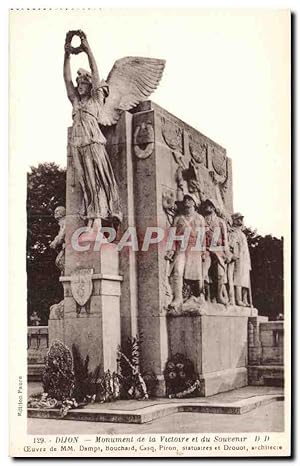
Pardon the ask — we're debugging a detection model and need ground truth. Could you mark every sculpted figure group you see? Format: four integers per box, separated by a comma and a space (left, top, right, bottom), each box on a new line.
56, 30, 251, 316
165, 194, 252, 313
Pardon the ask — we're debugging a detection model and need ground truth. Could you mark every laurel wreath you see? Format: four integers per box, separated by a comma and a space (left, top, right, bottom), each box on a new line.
65, 30, 86, 55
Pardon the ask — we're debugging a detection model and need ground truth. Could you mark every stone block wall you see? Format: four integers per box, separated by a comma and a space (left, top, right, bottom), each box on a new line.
27, 326, 48, 381
248, 320, 284, 386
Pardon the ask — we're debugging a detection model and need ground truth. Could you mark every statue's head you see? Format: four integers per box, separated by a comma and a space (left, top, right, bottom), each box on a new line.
232, 212, 244, 227
183, 193, 199, 211
54, 206, 66, 220
76, 68, 92, 98
202, 199, 216, 215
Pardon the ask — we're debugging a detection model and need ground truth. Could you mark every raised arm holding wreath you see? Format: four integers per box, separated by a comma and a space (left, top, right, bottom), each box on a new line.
64, 30, 165, 230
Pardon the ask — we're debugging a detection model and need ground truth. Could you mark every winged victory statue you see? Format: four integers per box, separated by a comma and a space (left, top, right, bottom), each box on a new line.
63, 30, 165, 230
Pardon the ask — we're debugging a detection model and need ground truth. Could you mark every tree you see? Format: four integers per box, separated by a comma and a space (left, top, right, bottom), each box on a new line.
244, 227, 284, 320
27, 163, 66, 325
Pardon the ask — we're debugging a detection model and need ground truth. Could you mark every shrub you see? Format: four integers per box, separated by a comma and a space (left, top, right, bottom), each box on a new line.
42, 340, 74, 401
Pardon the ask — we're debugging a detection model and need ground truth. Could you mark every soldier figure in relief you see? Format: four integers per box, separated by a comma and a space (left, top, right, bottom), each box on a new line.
202, 199, 229, 305
165, 193, 205, 313
227, 212, 252, 306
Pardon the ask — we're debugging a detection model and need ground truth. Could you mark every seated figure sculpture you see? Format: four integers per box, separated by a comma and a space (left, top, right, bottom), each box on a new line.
50, 206, 66, 274
227, 212, 252, 306
165, 193, 205, 314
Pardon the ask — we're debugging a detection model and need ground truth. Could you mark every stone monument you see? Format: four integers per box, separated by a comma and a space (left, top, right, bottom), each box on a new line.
49, 30, 259, 397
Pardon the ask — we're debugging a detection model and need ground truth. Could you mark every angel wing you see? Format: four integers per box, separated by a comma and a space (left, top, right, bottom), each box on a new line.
99, 57, 165, 126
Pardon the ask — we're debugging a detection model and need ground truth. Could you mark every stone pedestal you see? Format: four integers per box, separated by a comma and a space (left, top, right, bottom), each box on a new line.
59, 244, 122, 373
168, 304, 258, 396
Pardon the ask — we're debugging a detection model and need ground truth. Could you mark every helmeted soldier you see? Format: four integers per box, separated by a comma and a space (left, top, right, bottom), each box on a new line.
227, 212, 252, 306
165, 193, 205, 313
202, 199, 229, 305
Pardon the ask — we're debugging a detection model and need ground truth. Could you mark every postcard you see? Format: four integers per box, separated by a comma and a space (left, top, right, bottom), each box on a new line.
9, 8, 291, 457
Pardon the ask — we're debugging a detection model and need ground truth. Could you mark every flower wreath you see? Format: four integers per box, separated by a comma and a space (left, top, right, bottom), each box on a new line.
164, 353, 201, 398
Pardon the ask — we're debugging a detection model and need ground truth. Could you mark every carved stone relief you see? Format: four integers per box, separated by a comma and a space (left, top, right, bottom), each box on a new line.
189, 139, 208, 166
70, 268, 93, 315
161, 116, 183, 154
133, 122, 155, 159
49, 300, 64, 320
210, 146, 227, 181
162, 188, 176, 225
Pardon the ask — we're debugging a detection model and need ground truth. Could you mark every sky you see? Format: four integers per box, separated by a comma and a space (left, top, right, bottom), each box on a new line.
9, 9, 290, 237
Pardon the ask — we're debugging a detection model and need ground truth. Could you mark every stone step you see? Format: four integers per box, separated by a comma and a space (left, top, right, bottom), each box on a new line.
28, 392, 283, 424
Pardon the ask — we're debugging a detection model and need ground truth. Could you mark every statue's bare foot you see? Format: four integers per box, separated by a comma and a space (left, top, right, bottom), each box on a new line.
236, 300, 245, 307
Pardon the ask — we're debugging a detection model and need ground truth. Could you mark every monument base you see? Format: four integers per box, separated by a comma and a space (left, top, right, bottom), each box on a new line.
60, 271, 123, 373
199, 367, 247, 396
167, 303, 257, 396
48, 245, 123, 374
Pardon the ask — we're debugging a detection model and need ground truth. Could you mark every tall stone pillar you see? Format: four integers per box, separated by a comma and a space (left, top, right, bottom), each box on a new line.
106, 110, 169, 394
105, 113, 138, 346
54, 129, 122, 373
130, 107, 169, 395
